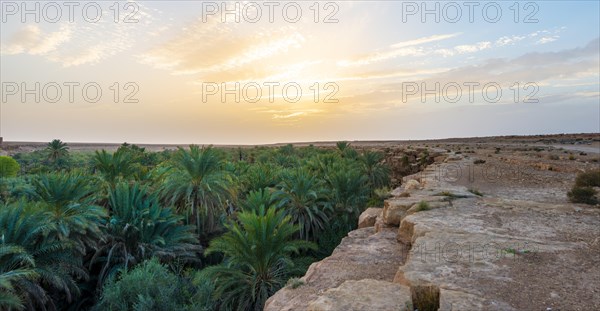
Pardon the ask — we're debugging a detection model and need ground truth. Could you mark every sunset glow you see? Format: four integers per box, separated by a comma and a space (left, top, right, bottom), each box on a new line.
1, 1, 599, 144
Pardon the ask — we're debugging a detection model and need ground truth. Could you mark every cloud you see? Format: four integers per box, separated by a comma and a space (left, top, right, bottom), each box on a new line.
400, 38, 600, 103
1, 1, 160, 67
536, 36, 559, 45
390, 33, 461, 49
1, 25, 72, 56
138, 18, 305, 81
273, 112, 306, 119
453, 41, 492, 53
337, 33, 460, 67
495, 35, 527, 47
334, 38, 599, 110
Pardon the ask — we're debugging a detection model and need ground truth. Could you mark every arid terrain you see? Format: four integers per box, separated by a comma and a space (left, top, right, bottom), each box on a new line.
263, 133, 599, 311
2, 134, 599, 310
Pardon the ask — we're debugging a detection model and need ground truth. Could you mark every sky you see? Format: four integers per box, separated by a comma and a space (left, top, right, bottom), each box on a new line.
1, 0, 599, 144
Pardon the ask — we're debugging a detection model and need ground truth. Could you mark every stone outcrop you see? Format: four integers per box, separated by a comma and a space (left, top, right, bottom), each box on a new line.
307, 279, 411, 311
266, 149, 600, 310
264, 228, 408, 311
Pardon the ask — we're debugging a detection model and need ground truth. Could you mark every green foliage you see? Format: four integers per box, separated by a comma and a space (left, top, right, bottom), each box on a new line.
336, 141, 350, 154
275, 168, 330, 240
359, 151, 390, 193
31, 172, 107, 252
286, 277, 304, 289
241, 188, 277, 213
0, 202, 84, 310
368, 187, 392, 207
159, 146, 233, 237
0, 156, 20, 178
45, 139, 70, 169
0, 244, 37, 310
93, 149, 141, 186
95, 258, 204, 311
326, 165, 368, 219
0, 144, 393, 310
91, 183, 199, 286
0, 177, 35, 204
240, 163, 281, 194
199, 207, 316, 311
415, 201, 431, 212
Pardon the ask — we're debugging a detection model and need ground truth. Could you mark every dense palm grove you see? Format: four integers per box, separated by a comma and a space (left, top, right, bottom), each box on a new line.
0, 140, 391, 310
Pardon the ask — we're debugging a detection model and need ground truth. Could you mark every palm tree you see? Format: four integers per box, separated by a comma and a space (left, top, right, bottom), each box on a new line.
241, 188, 277, 213
240, 163, 281, 194
336, 141, 361, 159
198, 207, 315, 311
359, 151, 390, 194
0, 245, 36, 310
159, 146, 233, 237
31, 172, 107, 253
336, 141, 349, 154
305, 153, 337, 176
92, 149, 138, 187
326, 165, 369, 219
0, 202, 84, 310
275, 168, 330, 240
91, 183, 199, 287
45, 139, 69, 166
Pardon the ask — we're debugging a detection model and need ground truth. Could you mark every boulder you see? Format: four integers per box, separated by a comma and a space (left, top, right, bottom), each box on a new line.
383, 196, 444, 225
358, 207, 382, 228
403, 179, 421, 191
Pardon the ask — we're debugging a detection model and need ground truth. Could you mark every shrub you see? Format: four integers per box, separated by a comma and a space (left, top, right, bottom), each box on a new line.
415, 201, 430, 212
473, 159, 486, 164
0, 156, 20, 177
286, 277, 305, 289
574, 170, 600, 188
95, 258, 202, 311
568, 187, 597, 205
568, 170, 600, 205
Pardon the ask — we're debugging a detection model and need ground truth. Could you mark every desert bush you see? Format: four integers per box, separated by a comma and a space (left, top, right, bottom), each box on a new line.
574, 170, 600, 188
473, 159, 486, 164
568, 187, 597, 205
568, 170, 600, 205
